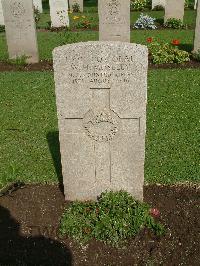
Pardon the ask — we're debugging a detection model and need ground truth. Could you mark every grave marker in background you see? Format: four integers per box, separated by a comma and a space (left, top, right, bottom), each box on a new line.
33, 0, 43, 13
49, 0, 69, 28
69, 0, 83, 12
0, 0, 4, 25
99, 0, 130, 42
164, 0, 184, 22
2, 0, 38, 63
53, 42, 148, 201
194, 0, 200, 52
152, 0, 166, 9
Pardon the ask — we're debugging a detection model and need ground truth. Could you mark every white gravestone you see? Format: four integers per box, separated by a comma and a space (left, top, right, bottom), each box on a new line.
164, 0, 184, 22
53, 42, 148, 201
0, 0, 4, 25
2, 0, 39, 63
69, 0, 83, 12
194, 0, 200, 52
49, 0, 69, 28
152, 0, 166, 9
194, 0, 198, 9
33, 0, 43, 13
99, 0, 130, 42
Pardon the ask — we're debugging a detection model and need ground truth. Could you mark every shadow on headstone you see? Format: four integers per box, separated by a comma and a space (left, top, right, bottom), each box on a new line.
0, 205, 72, 265
46, 131, 64, 194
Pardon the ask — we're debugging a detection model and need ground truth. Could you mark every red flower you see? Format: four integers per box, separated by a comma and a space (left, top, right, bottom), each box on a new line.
147, 37, 153, 43
149, 208, 160, 217
172, 39, 180, 46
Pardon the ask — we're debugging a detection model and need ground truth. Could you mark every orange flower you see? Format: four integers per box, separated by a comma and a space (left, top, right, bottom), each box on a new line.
147, 37, 153, 43
172, 39, 180, 45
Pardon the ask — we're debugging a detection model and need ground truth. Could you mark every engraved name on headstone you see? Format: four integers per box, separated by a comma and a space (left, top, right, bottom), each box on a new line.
53, 42, 148, 201
2, 0, 39, 63
49, 0, 69, 28
99, 0, 130, 42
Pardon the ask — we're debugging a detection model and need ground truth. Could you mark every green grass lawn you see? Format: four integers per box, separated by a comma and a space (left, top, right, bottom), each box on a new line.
0, 69, 199, 188
0, 29, 194, 60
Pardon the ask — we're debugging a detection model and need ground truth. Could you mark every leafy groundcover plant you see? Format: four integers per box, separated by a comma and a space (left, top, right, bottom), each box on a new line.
60, 191, 165, 247
147, 37, 190, 64
130, 0, 150, 11
164, 18, 185, 29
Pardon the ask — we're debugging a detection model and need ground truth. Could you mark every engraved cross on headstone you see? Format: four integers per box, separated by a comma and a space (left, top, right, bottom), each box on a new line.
64, 88, 140, 192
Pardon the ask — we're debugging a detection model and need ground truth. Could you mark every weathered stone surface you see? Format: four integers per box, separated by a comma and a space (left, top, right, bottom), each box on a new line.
194, 0, 198, 9
2, 0, 38, 63
49, 0, 69, 28
99, 0, 130, 42
0, 0, 4, 25
33, 0, 43, 13
53, 42, 148, 201
164, 0, 184, 22
194, 0, 200, 52
69, 0, 83, 12
152, 0, 166, 9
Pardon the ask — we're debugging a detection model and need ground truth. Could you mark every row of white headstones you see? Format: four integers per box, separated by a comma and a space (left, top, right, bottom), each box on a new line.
0, 0, 84, 26
0, 0, 200, 63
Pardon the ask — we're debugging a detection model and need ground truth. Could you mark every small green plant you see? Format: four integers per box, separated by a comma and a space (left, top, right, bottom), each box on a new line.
147, 38, 190, 64
60, 191, 165, 247
164, 18, 184, 29
0, 25, 5, 32
6, 55, 28, 66
130, 0, 150, 11
34, 7, 40, 24
152, 5, 165, 11
192, 49, 200, 61
72, 3, 80, 13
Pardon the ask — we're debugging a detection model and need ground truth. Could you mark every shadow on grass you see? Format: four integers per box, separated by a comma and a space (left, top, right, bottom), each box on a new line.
179, 43, 193, 52
0, 205, 72, 265
47, 131, 64, 194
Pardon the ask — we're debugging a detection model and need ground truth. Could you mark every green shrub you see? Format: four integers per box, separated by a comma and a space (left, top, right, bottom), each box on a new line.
0, 25, 5, 32
164, 18, 184, 29
60, 191, 165, 247
152, 5, 165, 11
148, 39, 190, 64
130, 0, 150, 11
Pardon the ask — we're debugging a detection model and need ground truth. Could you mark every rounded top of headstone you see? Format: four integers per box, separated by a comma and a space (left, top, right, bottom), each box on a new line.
53, 41, 148, 58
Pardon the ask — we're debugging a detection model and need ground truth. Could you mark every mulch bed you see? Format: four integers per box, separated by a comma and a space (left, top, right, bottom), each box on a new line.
0, 184, 199, 266
0, 59, 200, 72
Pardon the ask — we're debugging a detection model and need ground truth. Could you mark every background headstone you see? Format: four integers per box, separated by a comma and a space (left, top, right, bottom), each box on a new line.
49, 0, 69, 28
0, 0, 4, 25
53, 41, 148, 201
2, 0, 38, 63
194, 0, 198, 9
69, 0, 83, 12
99, 0, 130, 42
152, 0, 166, 9
164, 0, 185, 22
33, 0, 43, 13
194, 0, 200, 52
